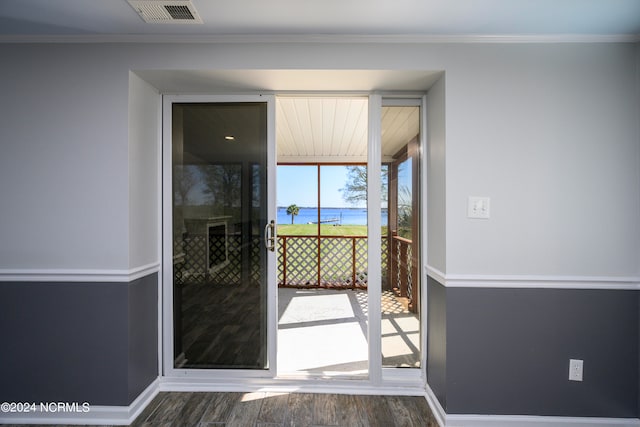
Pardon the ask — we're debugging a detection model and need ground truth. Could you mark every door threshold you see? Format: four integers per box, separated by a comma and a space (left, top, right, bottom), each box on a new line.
159, 375, 426, 396
275, 371, 369, 381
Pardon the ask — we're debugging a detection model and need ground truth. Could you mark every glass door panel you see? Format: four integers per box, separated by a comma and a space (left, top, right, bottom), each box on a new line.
380, 104, 421, 368
171, 102, 269, 369
274, 94, 371, 377
276, 163, 369, 376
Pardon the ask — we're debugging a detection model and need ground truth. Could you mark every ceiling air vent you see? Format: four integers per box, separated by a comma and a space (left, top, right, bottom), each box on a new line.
128, 0, 203, 24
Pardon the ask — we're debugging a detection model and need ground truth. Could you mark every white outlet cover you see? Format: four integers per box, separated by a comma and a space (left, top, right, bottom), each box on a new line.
468, 196, 490, 219
569, 359, 583, 381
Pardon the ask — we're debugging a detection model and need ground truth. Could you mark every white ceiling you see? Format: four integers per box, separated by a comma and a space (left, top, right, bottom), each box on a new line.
0, 0, 639, 39
277, 97, 419, 163
137, 70, 444, 93
277, 97, 369, 162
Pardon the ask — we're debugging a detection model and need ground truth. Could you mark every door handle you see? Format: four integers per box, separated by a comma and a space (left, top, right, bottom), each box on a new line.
264, 220, 276, 252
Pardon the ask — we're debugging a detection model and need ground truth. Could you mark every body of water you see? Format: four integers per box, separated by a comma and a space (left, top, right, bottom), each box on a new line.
277, 207, 388, 226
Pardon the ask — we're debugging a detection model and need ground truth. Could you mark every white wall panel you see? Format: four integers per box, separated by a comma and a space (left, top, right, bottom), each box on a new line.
0, 45, 130, 270
443, 44, 640, 276
128, 72, 160, 269
426, 75, 447, 274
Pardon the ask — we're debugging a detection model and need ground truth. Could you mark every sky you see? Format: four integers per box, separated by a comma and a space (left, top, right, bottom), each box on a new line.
277, 165, 364, 208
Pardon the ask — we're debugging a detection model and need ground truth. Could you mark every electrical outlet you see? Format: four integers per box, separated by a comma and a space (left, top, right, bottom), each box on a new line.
569, 359, 583, 381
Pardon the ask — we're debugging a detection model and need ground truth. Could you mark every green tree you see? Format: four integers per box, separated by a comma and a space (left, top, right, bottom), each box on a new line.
398, 184, 413, 239
339, 165, 388, 206
286, 204, 300, 224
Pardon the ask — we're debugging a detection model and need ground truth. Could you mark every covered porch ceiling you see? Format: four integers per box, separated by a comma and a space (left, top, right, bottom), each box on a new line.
137, 69, 436, 163
277, 96, 419, 163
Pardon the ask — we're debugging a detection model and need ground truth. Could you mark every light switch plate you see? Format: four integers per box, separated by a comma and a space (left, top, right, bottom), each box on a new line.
468, 196, 490, 219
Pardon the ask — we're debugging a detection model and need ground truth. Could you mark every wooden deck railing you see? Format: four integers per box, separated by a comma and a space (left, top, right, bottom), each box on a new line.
175, 231, 417, 312
175, 232, 416, 311
389, 234, 418, 313
277, 234, 417, 313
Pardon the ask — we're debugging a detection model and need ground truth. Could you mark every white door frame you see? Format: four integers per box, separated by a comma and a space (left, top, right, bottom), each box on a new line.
379, 96, 427, 384
159, 92, 427, 391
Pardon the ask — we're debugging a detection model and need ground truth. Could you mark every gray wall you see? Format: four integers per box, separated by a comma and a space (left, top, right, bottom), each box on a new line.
637, 41, 640, 420
0, 40, 637, 416
0, 274, 157, 406
427, 275, 447, 407
428, 277, 639, 418
127, 274, 159, 403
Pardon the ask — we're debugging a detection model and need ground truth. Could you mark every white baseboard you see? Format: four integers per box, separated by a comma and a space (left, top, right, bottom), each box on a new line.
445, 414, 640, 427
126, 378, 161, 424
424, 383, 448, 427
0, 379, 159, 425
426, 383, 640, 427
2, 378, 636, 427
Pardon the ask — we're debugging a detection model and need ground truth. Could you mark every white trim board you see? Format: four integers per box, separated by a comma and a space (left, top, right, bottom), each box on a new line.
0, 34, 638, 44
425, 266, 640, 290
162, 383, 427, 396
0, 262, 160, 282
160, 376, 426, 396
444, 414, 640, 427
0, 379, 159, 426
425, 383, 447, 427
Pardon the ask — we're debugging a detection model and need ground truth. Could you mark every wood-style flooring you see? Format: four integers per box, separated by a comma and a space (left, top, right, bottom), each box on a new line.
132, 392, 438, 427
2, 392, 438, 427
178, 282, 266, 369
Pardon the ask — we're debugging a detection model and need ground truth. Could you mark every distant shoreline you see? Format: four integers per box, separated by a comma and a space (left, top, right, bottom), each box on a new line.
277, 206, 387, 226
278, 206, 367, 210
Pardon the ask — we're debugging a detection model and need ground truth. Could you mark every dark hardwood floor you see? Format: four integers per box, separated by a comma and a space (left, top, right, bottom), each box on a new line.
131, 392, 438, 427
2, 392, 438, 427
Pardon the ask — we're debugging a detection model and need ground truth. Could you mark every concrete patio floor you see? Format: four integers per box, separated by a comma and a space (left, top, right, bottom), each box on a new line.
277, 288, 420, 376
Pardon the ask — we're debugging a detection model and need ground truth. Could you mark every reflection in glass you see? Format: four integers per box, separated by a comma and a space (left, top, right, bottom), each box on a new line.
172, 103, 268, 369
397, 159, 413, 240
380, 105, 421, 368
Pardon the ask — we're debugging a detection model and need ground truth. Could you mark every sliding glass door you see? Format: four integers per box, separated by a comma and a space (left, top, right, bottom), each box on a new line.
164, 96, 276, 373
380, 101, 422, 369
162, 93, 424, 383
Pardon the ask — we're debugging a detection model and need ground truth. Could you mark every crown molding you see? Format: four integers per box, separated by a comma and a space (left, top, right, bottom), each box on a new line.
0, 33, 638, 44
